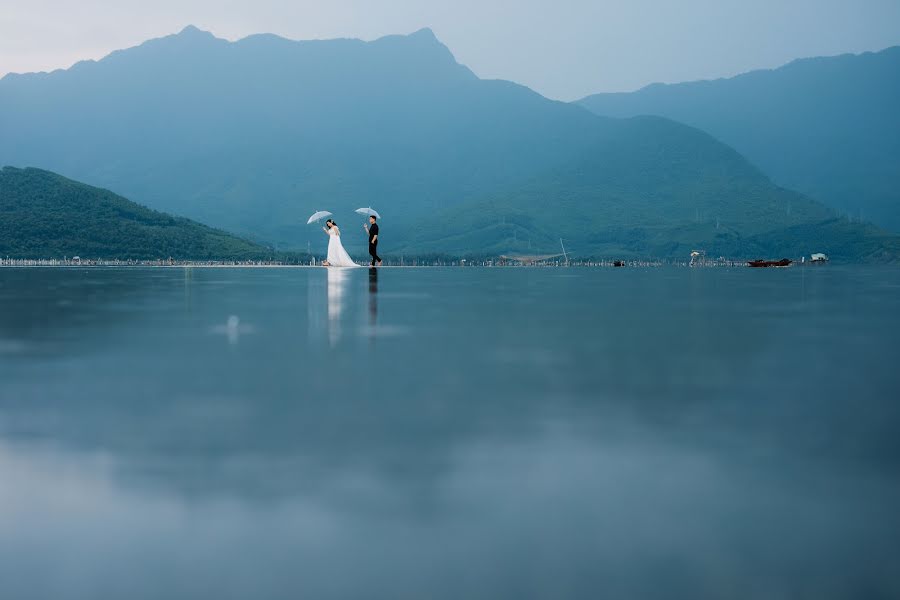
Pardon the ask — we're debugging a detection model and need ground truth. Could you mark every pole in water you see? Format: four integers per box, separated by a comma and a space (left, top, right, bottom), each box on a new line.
560, 238, 569, 266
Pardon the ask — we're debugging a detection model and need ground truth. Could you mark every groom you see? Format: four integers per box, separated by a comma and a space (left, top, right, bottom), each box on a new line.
364, 215, 382, 266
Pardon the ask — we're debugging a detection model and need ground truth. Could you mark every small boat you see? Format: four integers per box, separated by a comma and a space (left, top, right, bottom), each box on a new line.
747, 258, 792, 268
810, 253, 829, 263
613, 260, 626, 267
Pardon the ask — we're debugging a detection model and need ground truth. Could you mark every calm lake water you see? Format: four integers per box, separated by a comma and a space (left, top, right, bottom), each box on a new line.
1, 266, 899, 599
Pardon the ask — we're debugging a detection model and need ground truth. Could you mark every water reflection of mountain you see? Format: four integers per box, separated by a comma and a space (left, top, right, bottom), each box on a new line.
2, 268, 899, 503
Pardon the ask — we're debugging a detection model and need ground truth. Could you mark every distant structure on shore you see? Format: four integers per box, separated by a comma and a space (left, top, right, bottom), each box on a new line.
498, 253, 565, 266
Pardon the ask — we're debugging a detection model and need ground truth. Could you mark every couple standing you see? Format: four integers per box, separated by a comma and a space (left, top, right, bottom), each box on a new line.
321, 215, 382, 267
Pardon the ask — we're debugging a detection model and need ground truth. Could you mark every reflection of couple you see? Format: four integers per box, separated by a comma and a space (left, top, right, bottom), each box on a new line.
321, 216, 382, 267
321, 262, 378, 347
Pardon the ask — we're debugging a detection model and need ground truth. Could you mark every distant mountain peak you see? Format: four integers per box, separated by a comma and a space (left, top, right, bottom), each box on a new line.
364, 26, 475, 80
163, 24, 218, 45
177, 24, 214, 38
408, 27, 437, 39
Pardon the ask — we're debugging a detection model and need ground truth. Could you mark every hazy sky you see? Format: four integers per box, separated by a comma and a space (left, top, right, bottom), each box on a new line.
1, 0, 899, 100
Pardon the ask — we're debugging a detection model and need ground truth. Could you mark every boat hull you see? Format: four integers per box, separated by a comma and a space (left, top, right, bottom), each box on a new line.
748, 258, 792, 268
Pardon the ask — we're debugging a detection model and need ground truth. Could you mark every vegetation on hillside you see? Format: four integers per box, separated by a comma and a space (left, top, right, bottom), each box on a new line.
579, 46, 900, 231
403, 117, 900, 261
0, 167, 274, 260
1, 28, 898, 261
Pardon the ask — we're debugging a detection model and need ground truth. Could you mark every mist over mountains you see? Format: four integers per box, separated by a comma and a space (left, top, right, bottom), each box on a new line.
579, 46, 900, 232
1, 26, 897, 260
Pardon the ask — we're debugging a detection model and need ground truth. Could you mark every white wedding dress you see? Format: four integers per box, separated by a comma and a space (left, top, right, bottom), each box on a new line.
325, 227, 359, 267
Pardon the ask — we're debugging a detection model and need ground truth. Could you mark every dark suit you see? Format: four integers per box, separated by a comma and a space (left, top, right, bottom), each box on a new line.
368, 223, 381, 265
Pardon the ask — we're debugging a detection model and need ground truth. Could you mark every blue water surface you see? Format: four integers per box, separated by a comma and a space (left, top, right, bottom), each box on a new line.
1, 266, 899, 599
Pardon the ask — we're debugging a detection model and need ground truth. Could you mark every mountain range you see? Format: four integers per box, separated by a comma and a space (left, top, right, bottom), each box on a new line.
579, 45, 900, 232
1, 26, 898, 261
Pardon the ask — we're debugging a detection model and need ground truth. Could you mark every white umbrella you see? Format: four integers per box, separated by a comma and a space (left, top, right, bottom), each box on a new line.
307, 210, 333, 224
354, 207, 381, 219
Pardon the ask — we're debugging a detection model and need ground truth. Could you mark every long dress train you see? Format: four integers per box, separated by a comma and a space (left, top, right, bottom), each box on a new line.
326, 228, 359, 267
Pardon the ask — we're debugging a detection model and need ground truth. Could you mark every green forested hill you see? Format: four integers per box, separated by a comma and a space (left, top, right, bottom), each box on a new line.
405, 117, 900, 262
0, 167, 272, 260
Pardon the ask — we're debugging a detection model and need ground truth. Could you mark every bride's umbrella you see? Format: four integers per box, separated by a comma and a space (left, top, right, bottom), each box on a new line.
307, 210, 333, 224
354, 207, 381, 219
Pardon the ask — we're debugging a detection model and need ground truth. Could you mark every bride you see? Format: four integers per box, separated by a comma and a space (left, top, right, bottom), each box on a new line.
321, 219, 359, 267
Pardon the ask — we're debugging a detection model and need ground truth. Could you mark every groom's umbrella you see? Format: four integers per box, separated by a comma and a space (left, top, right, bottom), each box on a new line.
354, 207, 381, 219
307, 210, 333, 224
